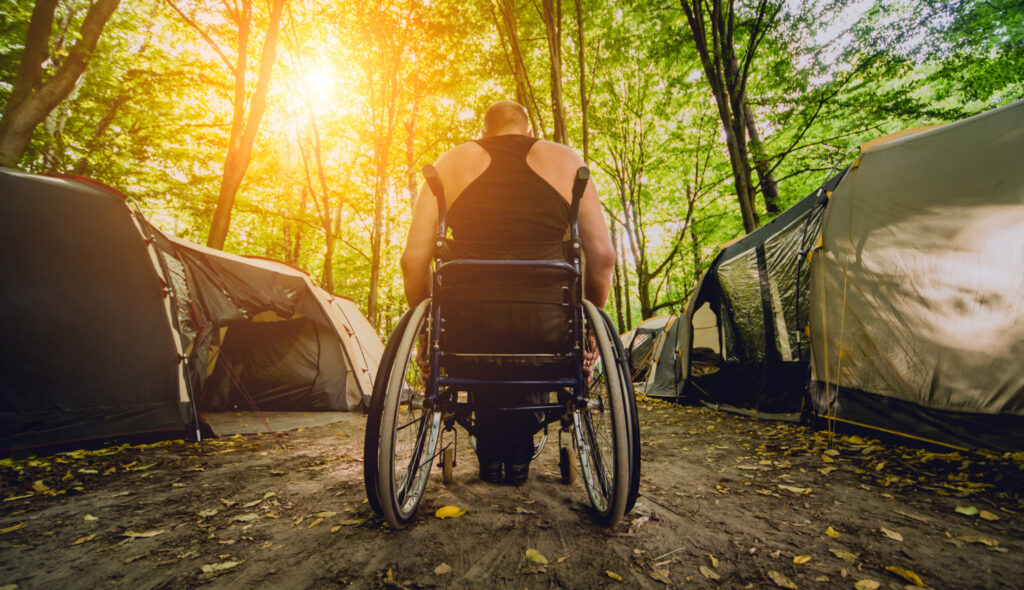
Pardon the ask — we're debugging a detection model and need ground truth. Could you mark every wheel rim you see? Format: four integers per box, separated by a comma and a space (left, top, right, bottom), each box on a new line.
574, 354, 616, 513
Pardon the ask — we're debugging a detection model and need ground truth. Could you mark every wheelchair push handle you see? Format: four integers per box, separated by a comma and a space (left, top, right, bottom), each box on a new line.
422, 165, 447, 238
570, 166, 589, 239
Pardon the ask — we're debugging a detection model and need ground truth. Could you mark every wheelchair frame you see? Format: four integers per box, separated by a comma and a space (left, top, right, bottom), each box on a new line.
364, 165, 640, 529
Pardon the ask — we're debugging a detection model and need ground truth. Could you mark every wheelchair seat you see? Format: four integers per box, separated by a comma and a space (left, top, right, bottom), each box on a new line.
435, 238, 580, 381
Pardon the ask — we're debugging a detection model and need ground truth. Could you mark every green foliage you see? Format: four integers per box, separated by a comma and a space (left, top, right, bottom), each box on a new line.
1, 0, 1019, 336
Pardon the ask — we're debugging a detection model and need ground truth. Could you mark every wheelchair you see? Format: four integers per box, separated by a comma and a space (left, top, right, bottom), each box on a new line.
364, 166, 640, 529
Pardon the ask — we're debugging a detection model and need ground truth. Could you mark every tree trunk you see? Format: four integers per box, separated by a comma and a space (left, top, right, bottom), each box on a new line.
611, 225, 625, 333
206, 0, 287, 249
542, 0, 567, 144
574, 0, 589, 161
743, 100, 780, 214
367, 143, 388, 325
0, 0, 121, 167
493, 0, 547, 138
678, 0, 778, 234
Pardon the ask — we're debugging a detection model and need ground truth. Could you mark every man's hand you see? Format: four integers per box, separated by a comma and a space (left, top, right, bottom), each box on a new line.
415, 331, 431, 381
583, 329, 599, 382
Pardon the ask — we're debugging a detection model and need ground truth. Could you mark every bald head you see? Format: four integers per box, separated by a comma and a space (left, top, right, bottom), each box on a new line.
483, 100, 530, 136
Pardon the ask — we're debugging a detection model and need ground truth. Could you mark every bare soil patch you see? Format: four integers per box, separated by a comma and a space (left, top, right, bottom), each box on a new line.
2, 398, 1022, 589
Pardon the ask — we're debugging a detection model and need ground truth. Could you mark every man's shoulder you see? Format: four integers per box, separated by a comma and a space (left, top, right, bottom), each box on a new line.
530, 139, 585, 164
435, 141, 486, 167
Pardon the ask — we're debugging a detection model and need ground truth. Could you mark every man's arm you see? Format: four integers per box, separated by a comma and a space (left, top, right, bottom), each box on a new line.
577, 177, 615, 307
400, 182, 439, 307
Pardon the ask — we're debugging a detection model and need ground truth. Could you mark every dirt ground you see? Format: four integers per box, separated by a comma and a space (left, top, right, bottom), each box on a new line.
2, 397, 1022, 589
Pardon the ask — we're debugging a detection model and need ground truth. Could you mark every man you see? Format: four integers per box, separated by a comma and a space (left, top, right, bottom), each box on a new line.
400, 100, 614, 483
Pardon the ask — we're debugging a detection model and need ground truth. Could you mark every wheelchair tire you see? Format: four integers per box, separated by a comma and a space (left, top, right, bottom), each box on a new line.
597, 308, 641, 514
364, 300, 441, 529
575, 301, 632, 527
363, 306, 414, 516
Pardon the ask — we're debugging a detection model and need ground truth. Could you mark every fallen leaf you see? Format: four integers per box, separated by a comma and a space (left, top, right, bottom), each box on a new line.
885, 566, 925, 587
606, 570, 623, 582
315, 511, 337, 519
383, 568, 394, 583
0, 523, 26, 535
525, 548, 548, 565
649, 568, 670, 583
330, 525, 341, 533
854, 580, 881, 590
198, 509, 220, 518
954, 505, 979, 516
556, 555, 570, 563
979, 510, 999, 521
824, 449, 840, 457
777, 485, 812, 495
111, 491, 129, 497
84, 514, 98, 521
825, 526, 840, 538
768, 569, 798, 589
821, 455, 835, 463
793, 554, 812, 564
4, 493, 34, 502
31, 480, 50, 492
308, 517, 323, 528
70, 533, 96, 546
233, 513, 258, 523
699, 565, 720, 580
434, 563, 452, 575
818, 466, 837, 475
201, 561, 241, 574
629, 515, 650, 534
828, 548, 859, 563
880, 527, 903, 542
709, 553, 719, 568
242, 500, 261, 508
434, 505, 465, 519
954, 535, 998, 546
123, 529, 164, 539
220, 499, 237, 509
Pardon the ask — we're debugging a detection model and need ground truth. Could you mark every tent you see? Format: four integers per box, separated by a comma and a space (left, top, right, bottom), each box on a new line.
677, 168, 848, 418
638, 315, 685, 399
622, 316, 672, 382
808, 100, 1024, 452
0, 168, 382, 453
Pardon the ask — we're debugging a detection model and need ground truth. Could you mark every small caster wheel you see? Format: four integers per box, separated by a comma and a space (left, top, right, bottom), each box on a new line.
442, 446, 454, 484
559, 446, 576, 484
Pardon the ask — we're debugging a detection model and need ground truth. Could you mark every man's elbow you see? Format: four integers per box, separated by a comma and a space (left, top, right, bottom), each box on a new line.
589, 242, 615, 280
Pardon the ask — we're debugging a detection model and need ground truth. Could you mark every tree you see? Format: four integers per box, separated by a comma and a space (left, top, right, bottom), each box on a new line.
166, 0, 288, 249
677, 0, 782, 233
0, 0, 121, 167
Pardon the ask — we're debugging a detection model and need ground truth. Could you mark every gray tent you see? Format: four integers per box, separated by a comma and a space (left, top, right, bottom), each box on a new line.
809, 100, 1024, 451
638, 316, 684, 399
674, 169, 847, 417
622, 316, 673, 382
1, 169, 382, 453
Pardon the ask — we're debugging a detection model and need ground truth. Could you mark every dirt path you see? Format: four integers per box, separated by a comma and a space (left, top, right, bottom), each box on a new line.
2, 398, 1022, 589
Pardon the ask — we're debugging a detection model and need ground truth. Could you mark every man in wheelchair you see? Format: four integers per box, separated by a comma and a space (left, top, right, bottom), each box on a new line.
400, 101, 615, 485
365, 101, 637, 529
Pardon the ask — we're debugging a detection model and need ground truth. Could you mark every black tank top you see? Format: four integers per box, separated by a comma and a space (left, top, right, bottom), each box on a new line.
447, 135, 570, 242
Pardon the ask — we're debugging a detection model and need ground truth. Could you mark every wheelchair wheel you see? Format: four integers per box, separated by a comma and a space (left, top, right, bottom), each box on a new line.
575, 301, 632, 527
363, 300, 441, 529
598, 308, 641, 514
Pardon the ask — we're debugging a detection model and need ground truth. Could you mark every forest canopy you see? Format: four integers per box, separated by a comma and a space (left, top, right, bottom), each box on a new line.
1, 0, 1020, 333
